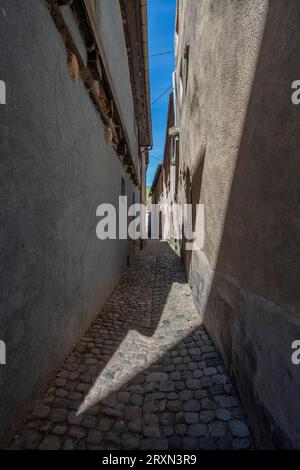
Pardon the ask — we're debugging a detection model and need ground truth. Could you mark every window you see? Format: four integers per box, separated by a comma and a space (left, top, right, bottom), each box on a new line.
179, 60, 184, 105
184, 44, 190, 93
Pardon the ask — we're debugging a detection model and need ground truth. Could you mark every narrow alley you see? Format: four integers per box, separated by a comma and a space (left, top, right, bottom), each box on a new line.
2, 0, 300, 455
10, 242, 251, 451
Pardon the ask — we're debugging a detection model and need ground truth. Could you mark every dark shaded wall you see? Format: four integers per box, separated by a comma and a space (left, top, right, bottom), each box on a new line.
176, 0, 300, 448
0, 0, 139, 445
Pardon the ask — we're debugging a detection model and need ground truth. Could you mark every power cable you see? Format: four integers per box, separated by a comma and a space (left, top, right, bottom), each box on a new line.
151, 85, 173, 106
150, 50, 174, 58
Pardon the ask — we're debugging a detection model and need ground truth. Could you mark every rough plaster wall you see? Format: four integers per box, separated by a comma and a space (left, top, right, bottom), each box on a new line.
177, 0, 300, 448
0, 0, 138, 444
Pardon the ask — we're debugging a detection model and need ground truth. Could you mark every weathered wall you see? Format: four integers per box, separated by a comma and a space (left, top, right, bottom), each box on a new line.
176, 0, 300, 448
0, 0, 139, 445
96, 0, 139, 170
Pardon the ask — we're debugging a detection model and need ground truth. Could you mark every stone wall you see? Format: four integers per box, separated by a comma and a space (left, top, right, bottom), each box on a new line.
0, 0, 140, 445
175, 0, 300, 448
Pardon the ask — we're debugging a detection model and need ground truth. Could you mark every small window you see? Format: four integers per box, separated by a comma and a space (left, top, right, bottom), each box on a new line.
179, 60, 184, 104
184, 44, 190, 93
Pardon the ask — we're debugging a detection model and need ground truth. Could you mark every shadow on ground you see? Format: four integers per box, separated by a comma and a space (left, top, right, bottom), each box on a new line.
10, 242, 252, 450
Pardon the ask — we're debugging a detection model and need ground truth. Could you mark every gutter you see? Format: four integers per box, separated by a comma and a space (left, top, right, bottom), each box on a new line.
139, 0, 153, 148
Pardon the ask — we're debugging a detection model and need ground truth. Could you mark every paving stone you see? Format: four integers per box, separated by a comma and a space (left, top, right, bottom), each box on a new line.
233, 437, 251, 449
128, 420, 143, 433
62, 438, 74, 450
217, 436, 232, 450
183, 399, 200, 412
166, 400, 182, 412
160, 412, 173, 426
182, 371, 194, 381
112, 420, 127, 434
179, 390, 193, 402
67, 411, 83, 426
102, 407, 124, 419
39, 435, 62, 450
168, 436, 182, 450
213, 374, 229, 385
206, 357, 222, 367
68, 427, 86, 439
200, 377, 213, 387
105, 432, 121, 445
19, 431, 43, 450
144, 413, 159, 425
146, 372, 168, 382
193, 370, 203, 378
143, 425, 161, 438
118, 391, 130, 404
204, 367, 218, 376
50, 408, 68, 423
188, 423, 207, 437
82, 415, 97, 429
140, 438, 168, 450
209, 384, 225, 395
169, 371, 181, 381
184, 409, 200, 424
194, 389, 208, 400
53, 425, 67, 436
216, 408, 231, 422
175, 381, 186, 391
130, 394, 144, 406
228, 420, 250, 438
198, 437, 218, 450
86, 430, 103, 445
199, 410, 214, 424
175, 424, 187, 436
122, 434, 140, 449
159, 381, 175, 392
175, 411, 185, 424
189, 348, 201, 356
143, 401, 158, 414
209, 421, 227, 438
32, 405, 51, 419
163, 425, 174, 437
215, 395, 239, 408
201, 397, 218, 410
182, 437, 200, 450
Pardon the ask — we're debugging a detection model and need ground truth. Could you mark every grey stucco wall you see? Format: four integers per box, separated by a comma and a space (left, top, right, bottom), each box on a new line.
176, 0, 300, 448
0, 0, 139, 445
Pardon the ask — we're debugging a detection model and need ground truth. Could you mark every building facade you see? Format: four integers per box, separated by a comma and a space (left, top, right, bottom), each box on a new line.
171, 0, 300, 449
0, 0, 151, 445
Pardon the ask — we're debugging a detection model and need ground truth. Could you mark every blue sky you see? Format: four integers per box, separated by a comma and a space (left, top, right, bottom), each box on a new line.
147, 0, 176, 186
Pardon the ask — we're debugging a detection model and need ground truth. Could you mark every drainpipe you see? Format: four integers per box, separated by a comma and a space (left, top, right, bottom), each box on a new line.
139, 0, 153, 148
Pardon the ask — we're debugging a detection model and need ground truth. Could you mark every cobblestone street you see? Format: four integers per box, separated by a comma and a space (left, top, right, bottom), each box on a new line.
10, 242, 252, 450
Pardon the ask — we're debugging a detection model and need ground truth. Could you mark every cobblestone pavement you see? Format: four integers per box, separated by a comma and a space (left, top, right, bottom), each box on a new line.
10, 242, 252, 450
